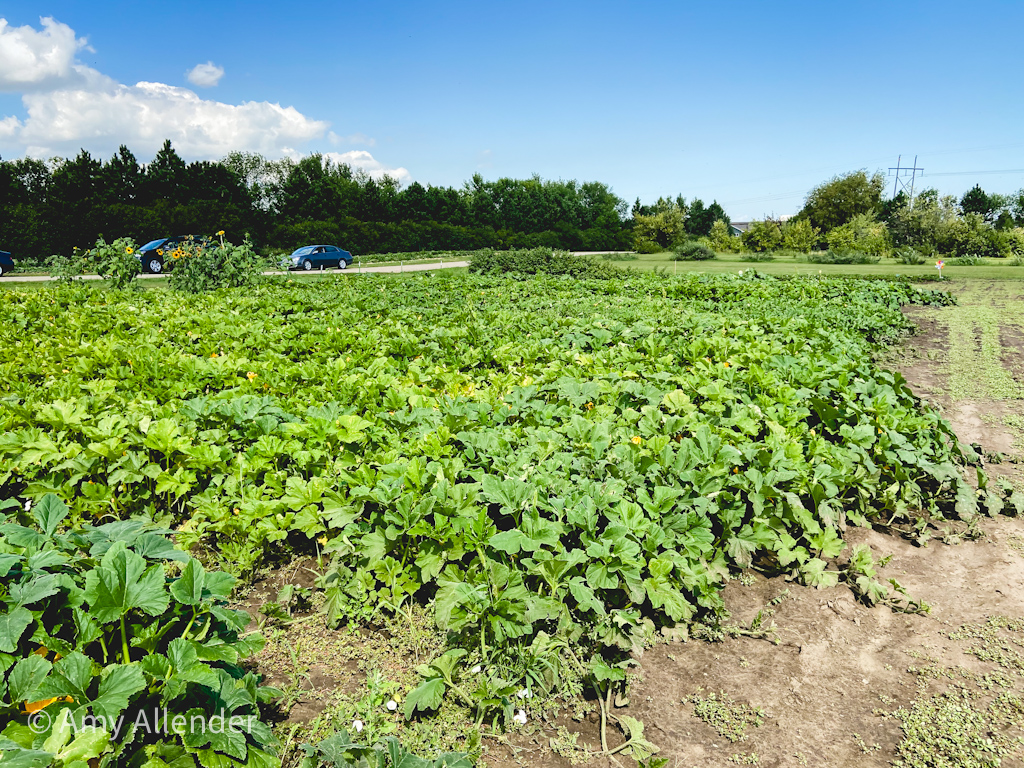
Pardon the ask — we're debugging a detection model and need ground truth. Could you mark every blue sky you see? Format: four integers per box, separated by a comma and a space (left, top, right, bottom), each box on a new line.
1, 1, 1023, 219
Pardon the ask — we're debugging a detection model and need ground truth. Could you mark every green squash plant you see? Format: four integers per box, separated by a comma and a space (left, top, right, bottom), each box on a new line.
0, 494, 279, 768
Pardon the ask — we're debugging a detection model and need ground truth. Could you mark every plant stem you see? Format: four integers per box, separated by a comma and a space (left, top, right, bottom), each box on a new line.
120, 615, 131, 662
598, 682, 609, 753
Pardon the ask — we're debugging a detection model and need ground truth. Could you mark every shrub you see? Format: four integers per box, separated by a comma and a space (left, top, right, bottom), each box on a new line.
671, 241, 716, 261
600, 253, 638, 261
894, 247, 927, 265
168, 234, 264, 293
89, 236, 142, 289
806, 250, 881, 264
824, 213, 890, 258
781, 218, 820, 252
1004, 228, 1024, 257
633, 239, 663, 254
948, 255, 982, 266
744, 252, 776, 262
468, 247, 622, 278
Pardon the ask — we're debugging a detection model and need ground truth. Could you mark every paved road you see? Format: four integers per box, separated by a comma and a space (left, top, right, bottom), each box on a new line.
1, 260, 470, 283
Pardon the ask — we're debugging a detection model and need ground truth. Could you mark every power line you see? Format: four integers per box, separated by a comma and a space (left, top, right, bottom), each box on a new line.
924, 169, 1024, 177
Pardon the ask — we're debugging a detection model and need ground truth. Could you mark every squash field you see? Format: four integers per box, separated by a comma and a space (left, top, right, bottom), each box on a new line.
2, 268, 1017, 768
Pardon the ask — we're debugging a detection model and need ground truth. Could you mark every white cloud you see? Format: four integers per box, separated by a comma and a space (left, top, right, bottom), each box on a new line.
0, 16, 90, 92
186, 61, 224, 88
0, 16, 400, 169
324, 150, 411, 184
15, 80, 328, 159
280, 148, 410, 185
0, 115, 20, 138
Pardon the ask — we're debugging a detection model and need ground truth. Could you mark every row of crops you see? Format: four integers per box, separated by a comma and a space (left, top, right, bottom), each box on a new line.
2, 268, 1019, 767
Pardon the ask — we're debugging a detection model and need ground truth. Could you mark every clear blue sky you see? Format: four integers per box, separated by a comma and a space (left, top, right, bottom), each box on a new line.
1, 1, 1022, 219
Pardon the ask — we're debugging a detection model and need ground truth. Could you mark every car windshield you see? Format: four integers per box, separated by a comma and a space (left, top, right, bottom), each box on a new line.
141, 239, 167, 250
291, 246, 316, 256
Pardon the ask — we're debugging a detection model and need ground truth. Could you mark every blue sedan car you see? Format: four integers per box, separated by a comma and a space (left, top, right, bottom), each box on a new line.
0, 250, 13, 277
287, 245, 354, 271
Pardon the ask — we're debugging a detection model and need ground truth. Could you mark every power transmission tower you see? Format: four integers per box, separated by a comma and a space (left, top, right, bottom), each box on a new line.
888, 155, 924, 208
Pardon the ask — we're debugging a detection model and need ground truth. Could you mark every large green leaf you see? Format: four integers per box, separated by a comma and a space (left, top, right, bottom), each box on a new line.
0, 608, 33, 653
32, 494, 69, 539
170, 560, 206, 606
83, 542, 169, 623
91, 663, 147, 722
403, 678, 445, 720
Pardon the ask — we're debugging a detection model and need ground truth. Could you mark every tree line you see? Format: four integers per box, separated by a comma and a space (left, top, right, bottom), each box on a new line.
0, 140, 637, 260
4, 140, 1019, 262
726, 170, 1024, 259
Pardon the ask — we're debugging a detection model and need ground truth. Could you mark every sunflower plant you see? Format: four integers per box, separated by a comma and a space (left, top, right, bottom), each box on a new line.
87, 237, 142, 290
168, 235, 263, 294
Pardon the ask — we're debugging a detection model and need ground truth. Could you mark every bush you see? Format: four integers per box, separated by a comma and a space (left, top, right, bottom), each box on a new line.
806, 250, 881, 264
894, 247, 927, 265
468, 247, 622, 279
781, 218, 820, 252
948, 255, 982, 266
744, 252, 776, 262
90, 236, 142, 289
168, 234, 264, 293
633, 239, 663, 254
671, 241, 716, 261
824, 213, 890, 258
600, 252, 638, 261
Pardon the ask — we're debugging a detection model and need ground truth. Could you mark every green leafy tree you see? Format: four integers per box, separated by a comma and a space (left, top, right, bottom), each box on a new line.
824, 213, 890, 257
887, 188, 955, 251
704, 219, 738, 252
959, 184, 1000, 222
781, 218, 820, 252
142, 140, 188, 205
740, 219, 784, 252
798, 170, 884, 233
633, 201, 685, 252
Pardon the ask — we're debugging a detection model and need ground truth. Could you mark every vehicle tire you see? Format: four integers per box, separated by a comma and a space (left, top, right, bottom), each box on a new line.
302, 259, 314, 271
338, 259, 348, 270
0, 263, 5, 277
146, 258, 163, 274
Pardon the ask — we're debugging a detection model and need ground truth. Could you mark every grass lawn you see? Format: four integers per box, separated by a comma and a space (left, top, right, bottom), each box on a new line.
617, 251, 1024, 280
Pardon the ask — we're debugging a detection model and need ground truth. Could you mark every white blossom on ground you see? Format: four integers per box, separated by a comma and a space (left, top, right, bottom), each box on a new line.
513, 709, 527, 725
386, 700, 398, 711
352, 720, 363, 734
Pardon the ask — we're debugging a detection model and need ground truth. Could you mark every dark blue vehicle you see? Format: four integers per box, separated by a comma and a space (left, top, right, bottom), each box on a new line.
0, 250, 13, 277
286, 245, 353, 271
136, 235, 210, 274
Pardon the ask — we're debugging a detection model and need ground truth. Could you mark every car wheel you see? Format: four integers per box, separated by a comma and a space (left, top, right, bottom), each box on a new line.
0, 263, 5, 277
147, 258, 163, 274
338, 259, 348, 270
303, 259, 314, 271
